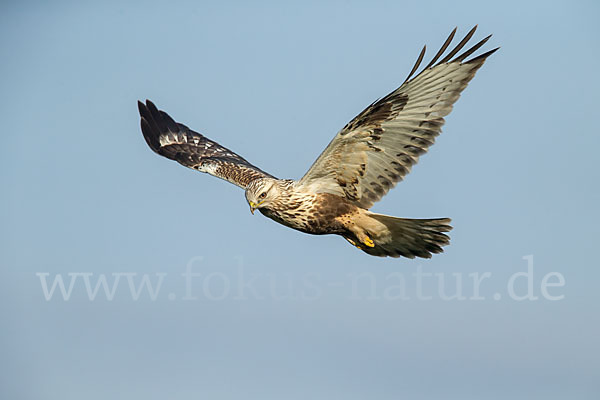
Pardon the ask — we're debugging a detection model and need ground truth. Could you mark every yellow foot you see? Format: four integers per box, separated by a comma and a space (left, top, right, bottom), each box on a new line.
362, 236, 375, 248
345, 238, 364, 250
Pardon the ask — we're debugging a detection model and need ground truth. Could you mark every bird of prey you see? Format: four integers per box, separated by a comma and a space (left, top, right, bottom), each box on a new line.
138, 26, 497, 258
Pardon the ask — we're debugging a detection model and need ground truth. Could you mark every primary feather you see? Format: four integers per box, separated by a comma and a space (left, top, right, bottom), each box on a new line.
138, 26, 497, 258
138, 100, 274, 189
298, 26, 498, 208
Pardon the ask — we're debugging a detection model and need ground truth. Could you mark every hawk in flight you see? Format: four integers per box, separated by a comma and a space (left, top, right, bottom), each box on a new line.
138, 27, 497, 258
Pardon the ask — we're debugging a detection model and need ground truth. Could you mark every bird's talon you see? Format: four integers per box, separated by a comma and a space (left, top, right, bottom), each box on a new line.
363, 236, 375, 247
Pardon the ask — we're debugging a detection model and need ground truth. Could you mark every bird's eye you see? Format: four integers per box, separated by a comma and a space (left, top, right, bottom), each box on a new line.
259, 192, 267, 199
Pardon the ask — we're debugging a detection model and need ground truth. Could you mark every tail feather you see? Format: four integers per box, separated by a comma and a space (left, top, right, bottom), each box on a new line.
361, 214, 452, 259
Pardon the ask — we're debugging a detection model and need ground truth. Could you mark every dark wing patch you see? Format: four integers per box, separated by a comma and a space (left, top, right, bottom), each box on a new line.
340, 92, 409, 136
138, 100, 274, 189
298, 26, 498, 208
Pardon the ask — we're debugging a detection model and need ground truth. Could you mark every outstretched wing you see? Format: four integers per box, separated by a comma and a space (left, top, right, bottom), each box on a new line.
138, 100, 275, 189
298, 26, 498, 209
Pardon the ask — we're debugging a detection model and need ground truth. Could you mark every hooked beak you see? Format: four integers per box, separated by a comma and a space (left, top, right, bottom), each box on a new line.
249, 201, 258, 215
248, 200, 264, 215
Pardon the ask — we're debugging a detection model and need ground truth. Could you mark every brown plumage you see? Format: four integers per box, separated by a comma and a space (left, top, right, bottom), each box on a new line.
138, 27, 498, 258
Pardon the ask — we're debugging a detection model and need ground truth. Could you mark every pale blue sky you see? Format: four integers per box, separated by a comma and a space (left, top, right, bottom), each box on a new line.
1, 1, 599, 399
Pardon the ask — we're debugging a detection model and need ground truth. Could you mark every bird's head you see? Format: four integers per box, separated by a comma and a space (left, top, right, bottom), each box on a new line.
245, 178, 280, 214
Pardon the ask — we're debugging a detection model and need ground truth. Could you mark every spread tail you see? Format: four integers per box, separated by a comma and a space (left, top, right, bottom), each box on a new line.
350, 214, 452, 259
